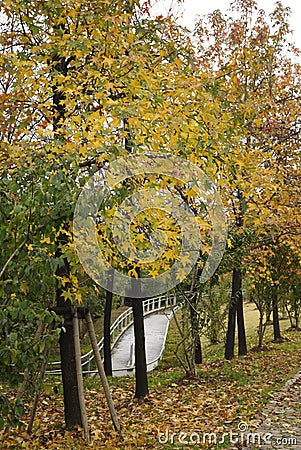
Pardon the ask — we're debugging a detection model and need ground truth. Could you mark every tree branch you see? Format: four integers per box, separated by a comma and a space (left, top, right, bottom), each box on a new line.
0, 238, 27, 280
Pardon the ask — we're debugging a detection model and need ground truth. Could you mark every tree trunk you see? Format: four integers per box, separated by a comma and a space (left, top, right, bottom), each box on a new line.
258, 311, 265, 348
296, 312, 299, 330
73, 309, 89, 440
57, 303, 83, 427
225, 187, 247, 359
58, 310, 83, 427
194, 339, 202, 365
272, 287, 281, 341
225, 268, 239, 360
52, 50, 82, 428
129, 272, 148, 399
189, 296, 202, 364
188, 264, 202, 364
236, 270, 247, 356
208, 282, 218, 345
104, 269, 114, 376
56, 246, 82, 428
266, 310, 272, 323
123, 116, 148, 396
285, 302, 294, 328
132, 298, 149, 398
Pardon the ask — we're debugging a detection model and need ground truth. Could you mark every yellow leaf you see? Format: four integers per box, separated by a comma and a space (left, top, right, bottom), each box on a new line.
40, 236, 52, 244
128, 268, 138, 278
227, 238, 232, 249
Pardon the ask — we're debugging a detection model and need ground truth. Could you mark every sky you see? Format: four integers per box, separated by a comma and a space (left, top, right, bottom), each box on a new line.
150, 0, 301, 51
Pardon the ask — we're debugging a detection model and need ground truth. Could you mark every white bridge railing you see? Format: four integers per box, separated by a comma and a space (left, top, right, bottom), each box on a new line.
47, 293, 177, 375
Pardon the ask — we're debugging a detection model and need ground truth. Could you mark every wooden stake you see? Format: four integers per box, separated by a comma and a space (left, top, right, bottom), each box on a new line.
5, 321, 46, 434
85, 311, 122, 436
27, 345, 50, 434
73, 308, 90, 441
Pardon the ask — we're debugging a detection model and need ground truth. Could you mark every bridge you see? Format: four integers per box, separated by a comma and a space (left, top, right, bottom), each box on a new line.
48, 294, 180, 377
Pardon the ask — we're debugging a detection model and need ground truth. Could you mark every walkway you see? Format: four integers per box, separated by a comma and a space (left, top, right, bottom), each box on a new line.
241, 371, 301, 450
47, 294, 179, 376
111, 309, 174, 377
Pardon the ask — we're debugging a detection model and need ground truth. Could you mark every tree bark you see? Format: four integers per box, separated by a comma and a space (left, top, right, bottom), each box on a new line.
272, 287, 282, 341
129, 272, 148, 399
59, 315, 83, 426
188, 295, 202, 364
236, 270, 247, 356
225, 268, 239, 360
296, 311, 299, 330
258, 311, 265, 348
55, 239, 82, 427
132, 298, 149, 398
57, 295, 83, 427
194, 339, 202, 365
73, 309, 89, 440
104, 269, 114, 376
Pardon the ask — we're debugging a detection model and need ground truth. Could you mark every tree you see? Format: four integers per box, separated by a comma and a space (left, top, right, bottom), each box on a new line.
1, 0, 226, 423
194, 0, 301, 359
103, 270, 114, 377
129, 270, 149, 398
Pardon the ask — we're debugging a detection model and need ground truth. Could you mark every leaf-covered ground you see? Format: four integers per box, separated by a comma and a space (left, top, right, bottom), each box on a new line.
1, 331, 301, 449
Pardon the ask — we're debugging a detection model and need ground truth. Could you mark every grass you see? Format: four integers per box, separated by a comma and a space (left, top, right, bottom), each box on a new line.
158, 301, 292, 370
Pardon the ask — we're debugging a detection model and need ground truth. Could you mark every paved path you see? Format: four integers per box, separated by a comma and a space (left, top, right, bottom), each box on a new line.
240, 371, 301, 450
111, 309, 173, 377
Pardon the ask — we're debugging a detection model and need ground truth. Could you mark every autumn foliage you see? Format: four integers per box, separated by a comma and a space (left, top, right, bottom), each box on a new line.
0, 0, 300, 445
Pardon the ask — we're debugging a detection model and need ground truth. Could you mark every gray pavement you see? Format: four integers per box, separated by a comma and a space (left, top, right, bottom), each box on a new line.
241, 371, 301, 450
111, 309, 173, 377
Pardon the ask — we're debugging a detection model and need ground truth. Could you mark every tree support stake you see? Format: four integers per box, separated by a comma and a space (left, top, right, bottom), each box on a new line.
85, 311, 122, 437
